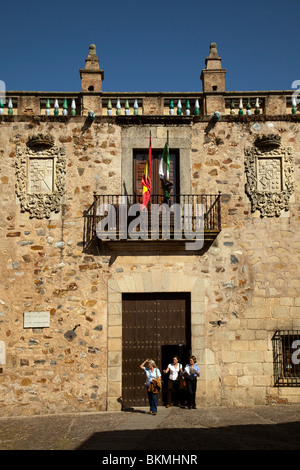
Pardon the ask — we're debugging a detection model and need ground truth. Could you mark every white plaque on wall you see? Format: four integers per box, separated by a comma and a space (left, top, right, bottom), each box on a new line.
24, 311, 50, 328
0, 341, 5, 365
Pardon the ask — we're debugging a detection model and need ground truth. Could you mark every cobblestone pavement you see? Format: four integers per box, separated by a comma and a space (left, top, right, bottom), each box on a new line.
0, 405, 300, 451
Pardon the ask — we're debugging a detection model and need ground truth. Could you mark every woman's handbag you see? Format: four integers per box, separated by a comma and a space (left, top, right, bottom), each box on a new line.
148, 377, 161, 394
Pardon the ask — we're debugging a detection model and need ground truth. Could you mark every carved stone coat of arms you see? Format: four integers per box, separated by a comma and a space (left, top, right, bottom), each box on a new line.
244, 134, 294, 217
15, 134, 66, 219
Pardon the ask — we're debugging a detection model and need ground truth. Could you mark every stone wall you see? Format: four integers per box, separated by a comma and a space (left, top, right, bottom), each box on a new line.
0, 115, 299, 416
191, 119, 300, 405
0, 118, 121, 415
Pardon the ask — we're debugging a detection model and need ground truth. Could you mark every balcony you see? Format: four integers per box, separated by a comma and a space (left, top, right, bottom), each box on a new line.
83, 193, 221, 253
2, 90, 300, 118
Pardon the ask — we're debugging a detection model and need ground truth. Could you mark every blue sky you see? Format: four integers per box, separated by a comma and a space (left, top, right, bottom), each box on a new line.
1, 0, 299, 93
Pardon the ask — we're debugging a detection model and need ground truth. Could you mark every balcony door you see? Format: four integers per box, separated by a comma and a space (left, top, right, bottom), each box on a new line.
133, 150, 179, 204
122, 292, 191, 407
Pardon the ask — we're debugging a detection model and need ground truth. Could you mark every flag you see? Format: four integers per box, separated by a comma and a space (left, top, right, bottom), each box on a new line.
159, 142, 173, 205
141, 136, 152, 208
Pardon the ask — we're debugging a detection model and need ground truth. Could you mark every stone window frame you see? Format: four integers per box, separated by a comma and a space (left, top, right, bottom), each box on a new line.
15, 144, 66, 219
121, 126, 192, 196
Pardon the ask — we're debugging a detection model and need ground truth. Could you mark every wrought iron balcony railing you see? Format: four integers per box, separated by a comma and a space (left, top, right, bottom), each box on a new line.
83, 193, 221, 251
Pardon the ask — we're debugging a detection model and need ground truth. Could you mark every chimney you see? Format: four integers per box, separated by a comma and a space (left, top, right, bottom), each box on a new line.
80, 44, 104, 92
200, 43, 226, 92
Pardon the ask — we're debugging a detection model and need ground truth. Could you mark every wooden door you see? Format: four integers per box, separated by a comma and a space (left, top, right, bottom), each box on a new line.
122, 293, 191, 407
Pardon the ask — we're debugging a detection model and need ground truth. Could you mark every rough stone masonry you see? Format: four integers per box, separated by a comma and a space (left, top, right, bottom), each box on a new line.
0, 43, 300, 416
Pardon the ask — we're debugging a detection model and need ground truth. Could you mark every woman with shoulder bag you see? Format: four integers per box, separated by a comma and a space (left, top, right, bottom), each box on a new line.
140, 359, 161, 415
163, 356, 183, 408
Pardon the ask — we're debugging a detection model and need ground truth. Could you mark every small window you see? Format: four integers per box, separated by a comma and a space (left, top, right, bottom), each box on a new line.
212, 85, 218, 91
88, 86, 94, 91
272, 330, 300, 386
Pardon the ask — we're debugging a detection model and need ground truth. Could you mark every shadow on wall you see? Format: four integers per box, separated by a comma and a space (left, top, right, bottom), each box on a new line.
76, 421, 300, 450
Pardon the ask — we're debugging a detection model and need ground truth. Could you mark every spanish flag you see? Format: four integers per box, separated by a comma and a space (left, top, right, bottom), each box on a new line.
141, 136, 152, 208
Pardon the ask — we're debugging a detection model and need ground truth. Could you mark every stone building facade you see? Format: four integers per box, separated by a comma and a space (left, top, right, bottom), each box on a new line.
0, 43, 300, 416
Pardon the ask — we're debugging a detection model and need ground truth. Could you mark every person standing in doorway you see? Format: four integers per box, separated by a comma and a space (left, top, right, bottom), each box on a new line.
163, 356, 183, 407
140, 359, 161, 415
184, 355, 200, 409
